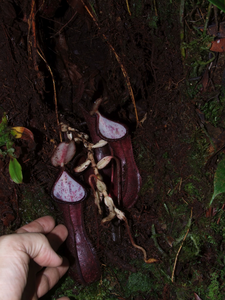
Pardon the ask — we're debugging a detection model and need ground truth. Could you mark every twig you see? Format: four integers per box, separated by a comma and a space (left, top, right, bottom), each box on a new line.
153, 0, 158, 16
51, 11, 77, 38
125, 0, 131, 16
27, 0, 40, 75
171, 208, 193, 282
203, 3, 212, 35
37, 49, 62, 142
80, 0, 140, 126
27, 0, 36, 59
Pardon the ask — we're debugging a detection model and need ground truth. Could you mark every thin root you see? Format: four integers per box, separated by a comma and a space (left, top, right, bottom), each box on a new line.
37, 49, 62, 142
124, 218, 148, 262
80, 0, 140, 126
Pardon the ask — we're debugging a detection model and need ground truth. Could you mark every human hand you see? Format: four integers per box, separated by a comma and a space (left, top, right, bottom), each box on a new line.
0, 216, 70, 300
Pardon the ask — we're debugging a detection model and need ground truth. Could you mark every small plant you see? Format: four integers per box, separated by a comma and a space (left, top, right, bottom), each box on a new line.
0, 113, 34, 183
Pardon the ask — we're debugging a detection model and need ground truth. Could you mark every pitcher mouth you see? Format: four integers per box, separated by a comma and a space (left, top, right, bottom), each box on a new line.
51, 169, 87, 205
95, 111, 128, 141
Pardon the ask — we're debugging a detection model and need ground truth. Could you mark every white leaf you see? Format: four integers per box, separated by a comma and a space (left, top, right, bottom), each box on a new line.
83, 133, 89, 140
74, 159, 91, 172
74, 137, 82, 143
115, 208, 125, 221
92, 139, 108, 148
64, 141, 76, 164
102, 196, 116, 223
51, 141, 76, 167
60, 123, 68, 132
96, 179, 107, 192
97, 156, 113, 169
67, 132, 73, 140
94, 191, 102, 214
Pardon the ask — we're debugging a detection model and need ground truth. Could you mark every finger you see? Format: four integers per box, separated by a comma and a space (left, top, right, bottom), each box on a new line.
46, 224, 68, 252
25, 225, 68, 276
36, 257, 69, 298
16, 216, 55, 234
14, 233, 63, 267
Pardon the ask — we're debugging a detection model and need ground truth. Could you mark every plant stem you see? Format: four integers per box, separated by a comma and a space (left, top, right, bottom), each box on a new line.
203, 3, 212, 35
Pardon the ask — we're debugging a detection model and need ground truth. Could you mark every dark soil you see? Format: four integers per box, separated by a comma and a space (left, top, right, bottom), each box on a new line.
1, 1, 224, 299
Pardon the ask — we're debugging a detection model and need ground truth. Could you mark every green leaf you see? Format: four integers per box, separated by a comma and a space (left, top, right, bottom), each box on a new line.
0, 113, 8, 128
9, 158, 23, 184
208, 0, 225, 13
210, 157, 225, 206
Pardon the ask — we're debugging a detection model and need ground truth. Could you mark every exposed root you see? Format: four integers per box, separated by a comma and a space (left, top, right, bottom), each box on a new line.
37, 49, 62, 142
80, 0, 140, 126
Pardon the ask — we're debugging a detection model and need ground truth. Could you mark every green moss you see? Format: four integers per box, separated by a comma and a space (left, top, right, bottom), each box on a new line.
140, 175, 154, 195
73, 278, 117, 300
184, 182, 200, 198
19, 186, 57, 225
131, 0, 143, 17
147, 15, 158, 29
208, 272, 223, 300
43, 273, 119, 300
202, 96, 225, 127
48, 276, 77, 300
125, 272, 152, 296
134, 141, 155, 195
188, 128, 210, 168
43, 261, 170, 300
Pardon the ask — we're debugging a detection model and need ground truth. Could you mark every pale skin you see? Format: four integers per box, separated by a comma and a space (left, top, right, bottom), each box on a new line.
0, 216, 70, 300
